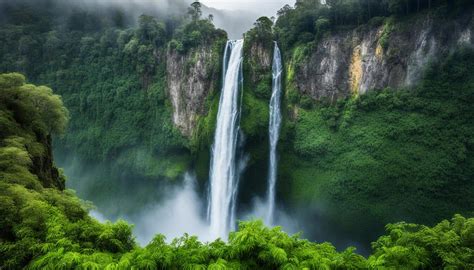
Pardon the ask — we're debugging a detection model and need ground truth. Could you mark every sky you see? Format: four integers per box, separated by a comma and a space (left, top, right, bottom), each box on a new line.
201, 0, 295, 16
199, 0, 296, 38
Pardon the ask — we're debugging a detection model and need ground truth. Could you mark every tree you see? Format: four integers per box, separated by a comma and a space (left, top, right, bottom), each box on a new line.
277, 4, 293, 17
111, 8, 126, 28
315, 17, 330, 39
20, 83, 69, 134
0, 73, 69, 135
188, 1, 202, 22
254, 16, 274, 31
386, 0, 406, 14
246, 17, 274, 45
137, 15, 166, 47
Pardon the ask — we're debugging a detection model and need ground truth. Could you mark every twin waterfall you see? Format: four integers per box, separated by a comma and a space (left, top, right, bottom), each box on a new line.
208, 40, 244, 239
208, 40, 283, 239
266, 43, 283, 226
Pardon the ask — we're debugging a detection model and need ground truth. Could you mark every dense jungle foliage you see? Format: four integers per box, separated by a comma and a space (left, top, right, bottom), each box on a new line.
275, 0, 473, 51
0, 0, 224, 165
1, 0, 474, 268
206, 0, 474, 247
277, 47, 474, 243
0, 0, 226, 217
0, 74, 473, 268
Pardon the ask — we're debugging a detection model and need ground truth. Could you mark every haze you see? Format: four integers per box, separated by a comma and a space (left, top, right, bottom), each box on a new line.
202, 0, 295, 15
201, 0, 295, 38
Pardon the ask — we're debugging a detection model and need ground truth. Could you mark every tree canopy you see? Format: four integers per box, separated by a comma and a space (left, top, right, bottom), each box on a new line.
275, 0, 474, 50
0, 73, 68, 136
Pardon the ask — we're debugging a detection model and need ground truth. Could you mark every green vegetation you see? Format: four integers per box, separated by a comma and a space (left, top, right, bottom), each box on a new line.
1, 0, 474, 268
170, 2, 226, 54
279, 47, 474, 241
0, 76, 472, 267
236, 17, 275, 186
0, 71, 473, 270
0, 0, 227, 217
0, 6, 225, 240
260, 0, 474, 246
0, 1, 182, 173
369, 214, 474, 269
0, 73, 67, 190
238, 3, 474, 243
242, 16, 274, 141
275, 0, 473, 52
378, 17, 395, 49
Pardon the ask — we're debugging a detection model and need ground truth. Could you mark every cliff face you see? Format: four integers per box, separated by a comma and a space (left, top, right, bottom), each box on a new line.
32, 134, 64, 189
293, 10, 474, 101
166, 45, 222, 137
246, 41, 273, 86
240, 39, 274, 141
0, 73, 65, 190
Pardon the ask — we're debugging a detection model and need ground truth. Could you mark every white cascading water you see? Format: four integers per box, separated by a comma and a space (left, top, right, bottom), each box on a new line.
266, 42, 283, 225
208, 39, 244, 239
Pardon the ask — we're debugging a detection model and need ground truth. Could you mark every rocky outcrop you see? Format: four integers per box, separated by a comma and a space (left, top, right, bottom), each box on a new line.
294, 10, 474, 101
166, 46, 221, 137
32, 134, 64, 190
245, 41, 273, 86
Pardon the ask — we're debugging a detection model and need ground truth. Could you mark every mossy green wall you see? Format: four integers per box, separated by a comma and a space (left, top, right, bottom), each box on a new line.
277, 48, 474, 241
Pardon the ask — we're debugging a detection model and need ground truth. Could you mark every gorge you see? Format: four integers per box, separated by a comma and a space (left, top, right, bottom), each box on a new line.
1, 0, 474, 268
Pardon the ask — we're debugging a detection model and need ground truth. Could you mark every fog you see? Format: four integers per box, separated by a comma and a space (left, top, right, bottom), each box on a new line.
201, 0, 296, 38
58, 153, 213, 244
74, 0, 189, 18
202, 6, 260, 39
63, 152, 368, 251
0, 0, 295, 38
131, 173, 212, 244
202, 0, 294, 14
88, 171, 300, 245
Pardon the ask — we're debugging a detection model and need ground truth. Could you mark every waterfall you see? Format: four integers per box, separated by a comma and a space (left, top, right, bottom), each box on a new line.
266, 42, 283, 225
208, 39, 244, 239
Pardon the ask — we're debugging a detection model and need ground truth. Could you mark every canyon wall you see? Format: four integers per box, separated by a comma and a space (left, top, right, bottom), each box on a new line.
167, 45, 223, 137
292, 10, 474, 101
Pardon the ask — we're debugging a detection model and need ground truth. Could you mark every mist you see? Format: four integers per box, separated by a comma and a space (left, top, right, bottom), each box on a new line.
69, 0, 190, 23
242, 197, 300, 234
0, 0, 189, 29
86, 170, 302, 245
0, 0, 295, 39
131, 173, 212, 245
202, 6, 259, 39
201, 0, 294, 15
202, 0, 296, 38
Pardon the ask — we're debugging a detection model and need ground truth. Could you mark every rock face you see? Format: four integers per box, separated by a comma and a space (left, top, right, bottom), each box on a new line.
245, 41, 273, 86
166, 11, 473, 135
166, 46, 221, 137
32, 134, 64, 190
294, 10, 474, 101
